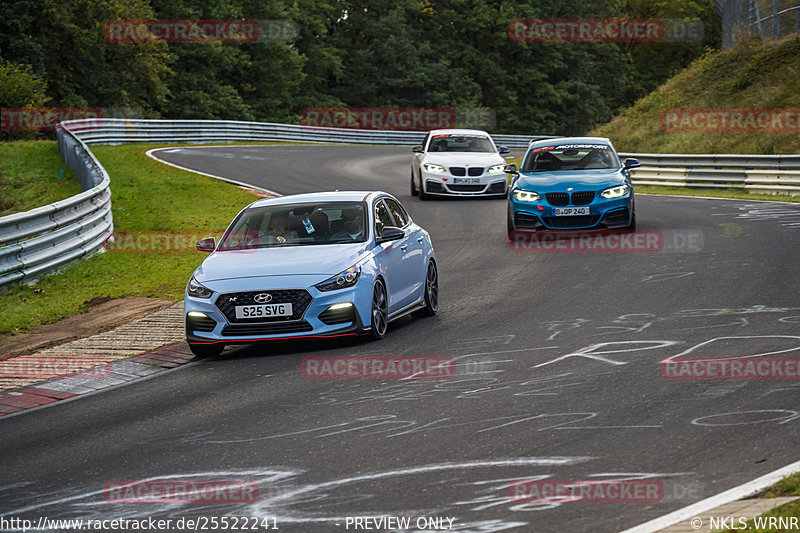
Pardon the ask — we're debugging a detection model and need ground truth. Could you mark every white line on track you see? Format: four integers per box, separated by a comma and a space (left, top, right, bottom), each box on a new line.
619, 458, 800, 533
145, 147, 281, 196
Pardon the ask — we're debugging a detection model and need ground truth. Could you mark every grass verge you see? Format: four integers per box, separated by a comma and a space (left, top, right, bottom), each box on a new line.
591, 35, 800, 154
0, 141, 82, 216
717, 473, 800, 532
0, 143, 261, 338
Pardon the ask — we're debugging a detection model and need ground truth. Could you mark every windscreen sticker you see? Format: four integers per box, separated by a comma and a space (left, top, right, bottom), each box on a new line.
553, 144, 609, 150
434, 134, 488, 139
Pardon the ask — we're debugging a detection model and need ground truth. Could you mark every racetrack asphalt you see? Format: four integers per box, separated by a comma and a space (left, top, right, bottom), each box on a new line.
1, 144, 799, 532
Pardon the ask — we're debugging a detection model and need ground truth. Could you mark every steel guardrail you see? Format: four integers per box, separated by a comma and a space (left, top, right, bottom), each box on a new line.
0, 123, 113, 287
619, 152, 800, 194
62, 118, 554, 150
1, 119, 797, 288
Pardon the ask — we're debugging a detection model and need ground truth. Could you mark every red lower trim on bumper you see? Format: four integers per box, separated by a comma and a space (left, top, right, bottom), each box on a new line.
190, 332, 360, 345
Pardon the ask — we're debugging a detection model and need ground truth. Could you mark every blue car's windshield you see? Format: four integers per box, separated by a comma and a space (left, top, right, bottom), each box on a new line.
522, 143, 619, 172
218, 202, 367, 250
427, 134, 495, 153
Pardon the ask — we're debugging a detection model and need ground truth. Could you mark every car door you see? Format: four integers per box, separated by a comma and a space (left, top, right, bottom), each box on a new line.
373, 198, 415, 313
384, 197, 426, 303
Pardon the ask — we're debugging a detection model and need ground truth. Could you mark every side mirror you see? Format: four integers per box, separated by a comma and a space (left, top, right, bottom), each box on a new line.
623, 158, 641, 170
377, 226, 405, 243
498, 146, 510, 155
412, 145, 424, 153
503, 164, 517, 174
196, 237, 216, 252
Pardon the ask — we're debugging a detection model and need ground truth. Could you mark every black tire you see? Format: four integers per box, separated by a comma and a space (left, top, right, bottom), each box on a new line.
369, 278, 388, 340
410, 171, 419, 196
627, 199, 637, 231
414, 261, 439, 317
418, 171, 430, 201
507, 203, 515, 241
188, 342, 224, 358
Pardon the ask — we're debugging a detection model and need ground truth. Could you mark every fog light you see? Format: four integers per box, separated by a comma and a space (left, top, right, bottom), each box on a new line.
319, 302, 356, 325
187, 311, 208, 318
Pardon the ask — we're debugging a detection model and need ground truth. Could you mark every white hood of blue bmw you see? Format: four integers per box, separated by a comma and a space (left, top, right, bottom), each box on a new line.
194, 244, 368, 283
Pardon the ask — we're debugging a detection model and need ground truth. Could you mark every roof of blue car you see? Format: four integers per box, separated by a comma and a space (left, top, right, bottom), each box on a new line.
249, 190, 377, 208
528, 136, 612, 148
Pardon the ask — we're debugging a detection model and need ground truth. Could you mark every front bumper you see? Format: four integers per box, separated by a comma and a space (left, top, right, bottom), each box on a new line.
184, 282, 371, 346
422, 169, 508, 196
509, 193, 633, 230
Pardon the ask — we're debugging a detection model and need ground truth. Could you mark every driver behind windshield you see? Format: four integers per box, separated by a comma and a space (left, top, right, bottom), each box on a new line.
268, 212, 297, 244
330, 208, 364, 241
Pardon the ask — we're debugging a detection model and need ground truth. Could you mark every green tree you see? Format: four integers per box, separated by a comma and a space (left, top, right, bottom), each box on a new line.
0, 0, 47, 79
0, 0, 170, 112
148, 0, 306, 121
325, 1, 482, 108
419, 0, 633, 134
618, 0, 722, 98
0, 58, 50, 108
40, 0, 169, 110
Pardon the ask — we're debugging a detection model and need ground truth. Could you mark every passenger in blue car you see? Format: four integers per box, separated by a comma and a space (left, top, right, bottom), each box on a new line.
578, 148, 615, 169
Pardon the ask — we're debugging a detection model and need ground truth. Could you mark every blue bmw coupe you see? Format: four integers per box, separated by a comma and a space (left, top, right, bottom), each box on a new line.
184, 191, 438, 357
507, 137, 640, 239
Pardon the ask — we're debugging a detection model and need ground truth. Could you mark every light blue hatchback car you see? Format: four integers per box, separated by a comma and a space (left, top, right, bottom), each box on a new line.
506, 137, 640, 239
184, 191, 438, 357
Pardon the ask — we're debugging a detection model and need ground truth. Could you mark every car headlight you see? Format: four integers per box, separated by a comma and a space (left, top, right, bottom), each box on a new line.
187, 276, 213, 298
512, 190, 540, 202
488, 164, 506, 174
423, 163, 445, 174
600, 185, 630, 199
316, 265, 361, 292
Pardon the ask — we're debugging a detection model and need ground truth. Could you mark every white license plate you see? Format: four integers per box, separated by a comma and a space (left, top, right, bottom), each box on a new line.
453, 177, 480, 184
553, 207, 591, 216
235, 303, 293, 319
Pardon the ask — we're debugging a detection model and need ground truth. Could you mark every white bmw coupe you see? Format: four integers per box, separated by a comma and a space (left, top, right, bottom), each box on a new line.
411, 129, 511, 199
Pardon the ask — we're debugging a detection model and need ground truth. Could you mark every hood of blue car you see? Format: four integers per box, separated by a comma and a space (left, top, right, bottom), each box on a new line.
515, 169, 626, 192
194, 244, 368, 283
